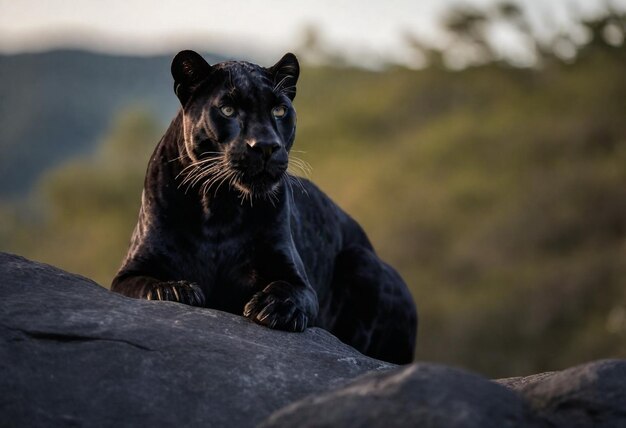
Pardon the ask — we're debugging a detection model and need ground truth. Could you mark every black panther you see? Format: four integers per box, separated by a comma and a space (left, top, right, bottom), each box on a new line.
111, 51, 417, 364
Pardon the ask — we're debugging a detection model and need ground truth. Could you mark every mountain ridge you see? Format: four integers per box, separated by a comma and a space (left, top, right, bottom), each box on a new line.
0, 49, 226, 198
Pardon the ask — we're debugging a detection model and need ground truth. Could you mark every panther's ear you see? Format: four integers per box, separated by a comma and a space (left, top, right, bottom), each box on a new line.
269, 53, 299, 101
171, 50, 212, 104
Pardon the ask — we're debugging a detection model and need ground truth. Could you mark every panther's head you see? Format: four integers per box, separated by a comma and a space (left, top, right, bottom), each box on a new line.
172, 50, 300, 199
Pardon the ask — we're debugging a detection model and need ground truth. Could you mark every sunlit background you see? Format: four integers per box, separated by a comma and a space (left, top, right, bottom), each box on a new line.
1, 0, 625, 377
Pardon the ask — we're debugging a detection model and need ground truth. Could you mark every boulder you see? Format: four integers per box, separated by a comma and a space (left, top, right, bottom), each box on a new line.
0, 252, 391, 427
261, 359, 626, 428
260, 363, 542, 428
1, 252, 625, 428
498, 359, 626, 428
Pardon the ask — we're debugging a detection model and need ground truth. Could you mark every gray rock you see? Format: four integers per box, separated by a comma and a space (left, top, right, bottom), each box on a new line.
262, 359, 626, 428
2, 252, 626, 428
0, 252, 392, 428
498, 359, 626, 428
260, 363, 543, 428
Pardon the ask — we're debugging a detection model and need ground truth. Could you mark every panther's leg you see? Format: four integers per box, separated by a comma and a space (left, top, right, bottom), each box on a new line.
111, 274, 206, 307
243, 280, 316, 333
327, 245, 417, 365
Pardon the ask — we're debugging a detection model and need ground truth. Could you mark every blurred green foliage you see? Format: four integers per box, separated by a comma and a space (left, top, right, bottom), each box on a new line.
1, 110, 159, 283
1, 8, 625, 378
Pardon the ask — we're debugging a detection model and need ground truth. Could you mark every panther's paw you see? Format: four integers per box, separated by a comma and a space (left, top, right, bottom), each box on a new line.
243, 281, 308, 332
146, 280, 205, 307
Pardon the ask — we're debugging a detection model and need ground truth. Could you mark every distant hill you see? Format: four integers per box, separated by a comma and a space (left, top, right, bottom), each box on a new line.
0, 50, 225, 198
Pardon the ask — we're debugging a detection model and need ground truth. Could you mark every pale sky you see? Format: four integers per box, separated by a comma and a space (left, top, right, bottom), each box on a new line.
0, 0, 622, 66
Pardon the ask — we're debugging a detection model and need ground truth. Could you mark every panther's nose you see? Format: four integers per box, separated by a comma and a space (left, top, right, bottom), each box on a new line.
247, 140, 281, 161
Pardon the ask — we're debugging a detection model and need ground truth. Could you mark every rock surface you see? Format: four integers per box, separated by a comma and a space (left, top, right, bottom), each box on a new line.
1, 252, 625, 428
260, 363, 542, 428
0, 253, 391, 427
261, 359, 626, 428
498, 359, 626, 428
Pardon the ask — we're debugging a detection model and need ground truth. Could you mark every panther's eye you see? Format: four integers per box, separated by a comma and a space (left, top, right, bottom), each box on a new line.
220, 105, 236, 117
272, 105, 287, 118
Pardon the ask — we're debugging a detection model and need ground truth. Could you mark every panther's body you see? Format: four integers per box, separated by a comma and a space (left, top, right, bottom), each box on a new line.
112, 51, 417, 364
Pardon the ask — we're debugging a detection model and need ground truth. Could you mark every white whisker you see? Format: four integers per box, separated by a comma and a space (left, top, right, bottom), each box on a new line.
287, 173, 309, 197
288, 155, 312, 178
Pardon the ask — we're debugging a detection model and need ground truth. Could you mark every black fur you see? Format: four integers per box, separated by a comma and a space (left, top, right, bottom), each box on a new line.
112, 51, 417, 364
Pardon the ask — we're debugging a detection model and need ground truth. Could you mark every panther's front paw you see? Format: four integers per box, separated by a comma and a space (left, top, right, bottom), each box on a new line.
146, 281, 205, 307
243, 281, 308, 332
